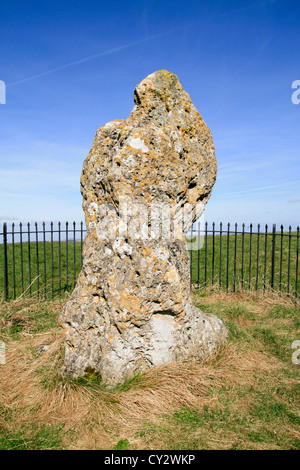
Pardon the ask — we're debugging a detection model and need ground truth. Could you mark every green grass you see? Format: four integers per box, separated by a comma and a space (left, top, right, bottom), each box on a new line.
112, 439, 130, 450
164, 399, 300, 450
0, 297, 64, 340
0, 410, 65, 450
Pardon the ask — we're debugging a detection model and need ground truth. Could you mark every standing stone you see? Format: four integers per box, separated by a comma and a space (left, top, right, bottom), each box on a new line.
59, 70, 227, 386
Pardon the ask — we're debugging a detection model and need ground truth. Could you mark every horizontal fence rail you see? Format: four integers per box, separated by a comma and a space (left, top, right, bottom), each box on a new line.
0, 221, 299, 302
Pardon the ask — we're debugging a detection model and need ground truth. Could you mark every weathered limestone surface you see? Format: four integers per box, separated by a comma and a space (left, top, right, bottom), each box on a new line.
59, 70, 227, 386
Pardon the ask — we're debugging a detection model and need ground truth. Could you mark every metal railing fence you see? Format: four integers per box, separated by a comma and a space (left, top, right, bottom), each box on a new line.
0, 221, 299, 301
188, 222, 299, 301
1, 221, 85, 300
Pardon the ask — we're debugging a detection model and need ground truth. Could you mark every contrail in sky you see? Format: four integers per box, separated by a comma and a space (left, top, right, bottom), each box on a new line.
6, 0, 281, 88
7, 32, 167, 87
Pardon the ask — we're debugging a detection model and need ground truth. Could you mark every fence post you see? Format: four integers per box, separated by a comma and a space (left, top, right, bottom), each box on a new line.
287, 225, 291, 295
233, 223, 237, 292
212, 222, 215, 285
226, 223, 230, 291
279, 225, 283, 292
264, 224, 268, 291
270, 224, 276, 290
256, 224, 260, 291
219, 222, 222, 288
3, 223, 9, 300
249, 223, 253, 289
295, 226, 299, 303
241, 223, 245, 290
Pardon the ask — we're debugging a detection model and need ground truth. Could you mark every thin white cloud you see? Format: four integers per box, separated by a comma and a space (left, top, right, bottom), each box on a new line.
7, 33, 168, 87
217, 181, 299, 199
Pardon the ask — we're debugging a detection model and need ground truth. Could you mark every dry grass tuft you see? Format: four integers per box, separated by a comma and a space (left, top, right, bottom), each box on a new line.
0, 291, 299, 449
193, 283, 298, 308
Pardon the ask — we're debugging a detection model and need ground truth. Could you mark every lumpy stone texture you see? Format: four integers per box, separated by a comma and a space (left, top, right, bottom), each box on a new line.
59, 70, 227, 386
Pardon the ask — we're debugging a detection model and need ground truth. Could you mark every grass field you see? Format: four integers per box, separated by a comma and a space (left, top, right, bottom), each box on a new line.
0, 289, 299, 450
0, 229, 299, 300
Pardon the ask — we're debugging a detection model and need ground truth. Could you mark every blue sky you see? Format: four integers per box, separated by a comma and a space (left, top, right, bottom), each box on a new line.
0, 0, 299, 230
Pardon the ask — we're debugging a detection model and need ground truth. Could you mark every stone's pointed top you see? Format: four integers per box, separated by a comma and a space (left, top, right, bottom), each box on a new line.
137, 69, 181, 88
133, 69, 185, 110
